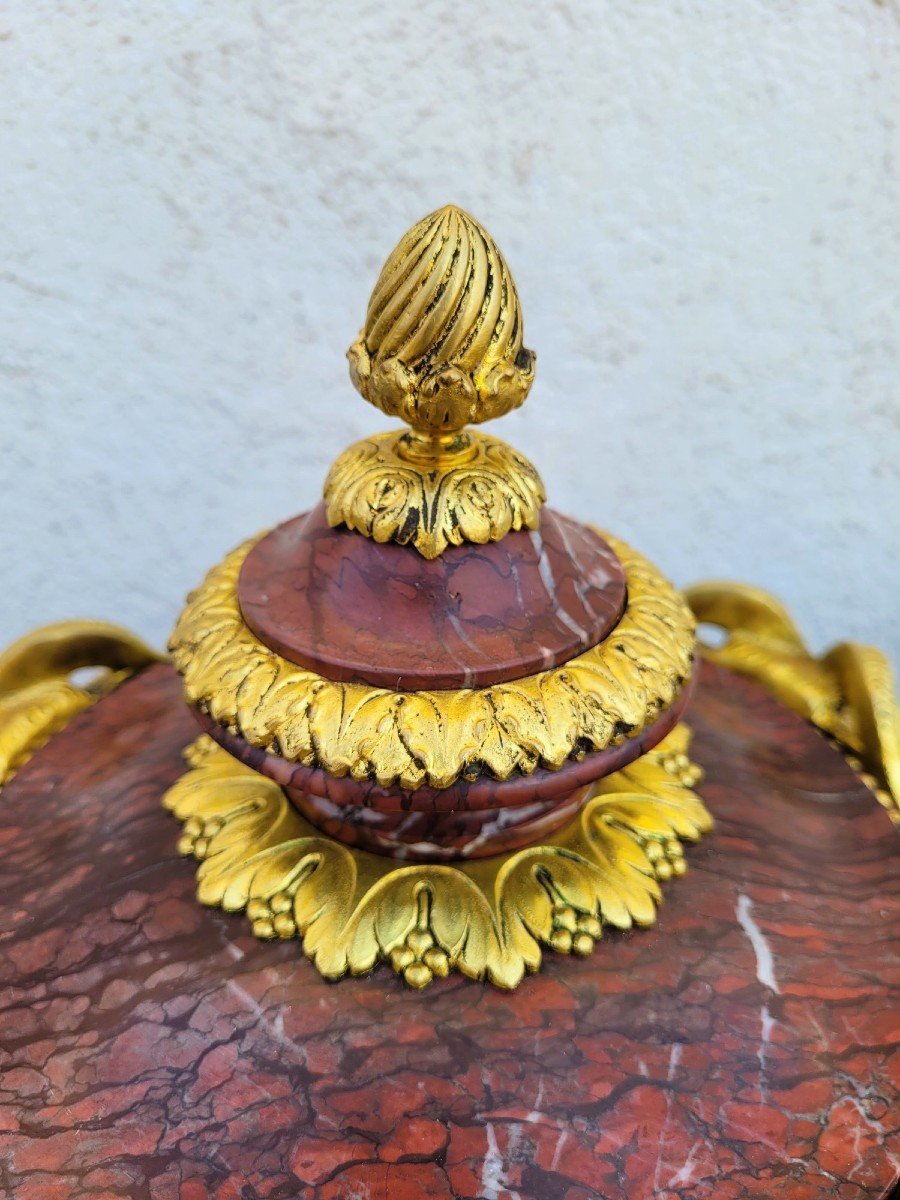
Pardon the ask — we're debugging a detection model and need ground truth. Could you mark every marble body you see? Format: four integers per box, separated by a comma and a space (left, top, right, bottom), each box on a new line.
0, 662, 897, 1198
237, 505, 627, 691
282, 780, 589, 862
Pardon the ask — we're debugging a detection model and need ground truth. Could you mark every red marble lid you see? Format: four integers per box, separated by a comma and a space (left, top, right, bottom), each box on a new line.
238, 503, 627, 691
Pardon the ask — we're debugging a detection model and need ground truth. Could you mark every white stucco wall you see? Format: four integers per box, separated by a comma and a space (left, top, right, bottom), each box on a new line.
2, 2, 898, 670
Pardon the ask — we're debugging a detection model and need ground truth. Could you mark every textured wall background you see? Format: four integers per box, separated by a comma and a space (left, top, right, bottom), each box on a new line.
2, 2, 898, 668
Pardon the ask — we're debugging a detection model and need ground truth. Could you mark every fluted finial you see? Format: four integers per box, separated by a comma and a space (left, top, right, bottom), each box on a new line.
347, 206, 536, 445
324, 206, 545, 558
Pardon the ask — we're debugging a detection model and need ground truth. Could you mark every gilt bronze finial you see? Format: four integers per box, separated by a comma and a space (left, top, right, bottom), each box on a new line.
347, 205, 536, 455
324, 205, 545, 558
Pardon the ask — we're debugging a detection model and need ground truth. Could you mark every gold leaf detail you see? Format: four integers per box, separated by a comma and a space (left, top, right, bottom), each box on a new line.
164, 724, 712, 990
323, 429, 545, 558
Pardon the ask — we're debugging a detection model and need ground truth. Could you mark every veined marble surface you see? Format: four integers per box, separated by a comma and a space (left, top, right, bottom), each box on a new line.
0, 661, 896, 1198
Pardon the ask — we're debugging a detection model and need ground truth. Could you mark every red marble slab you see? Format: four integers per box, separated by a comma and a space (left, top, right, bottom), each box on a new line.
237, 504, 627, 690
0, 662, 898, 1200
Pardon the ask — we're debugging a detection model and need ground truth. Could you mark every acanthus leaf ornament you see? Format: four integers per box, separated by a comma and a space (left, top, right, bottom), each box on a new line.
323, 429, 545, 558
163, 725, 712, 990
